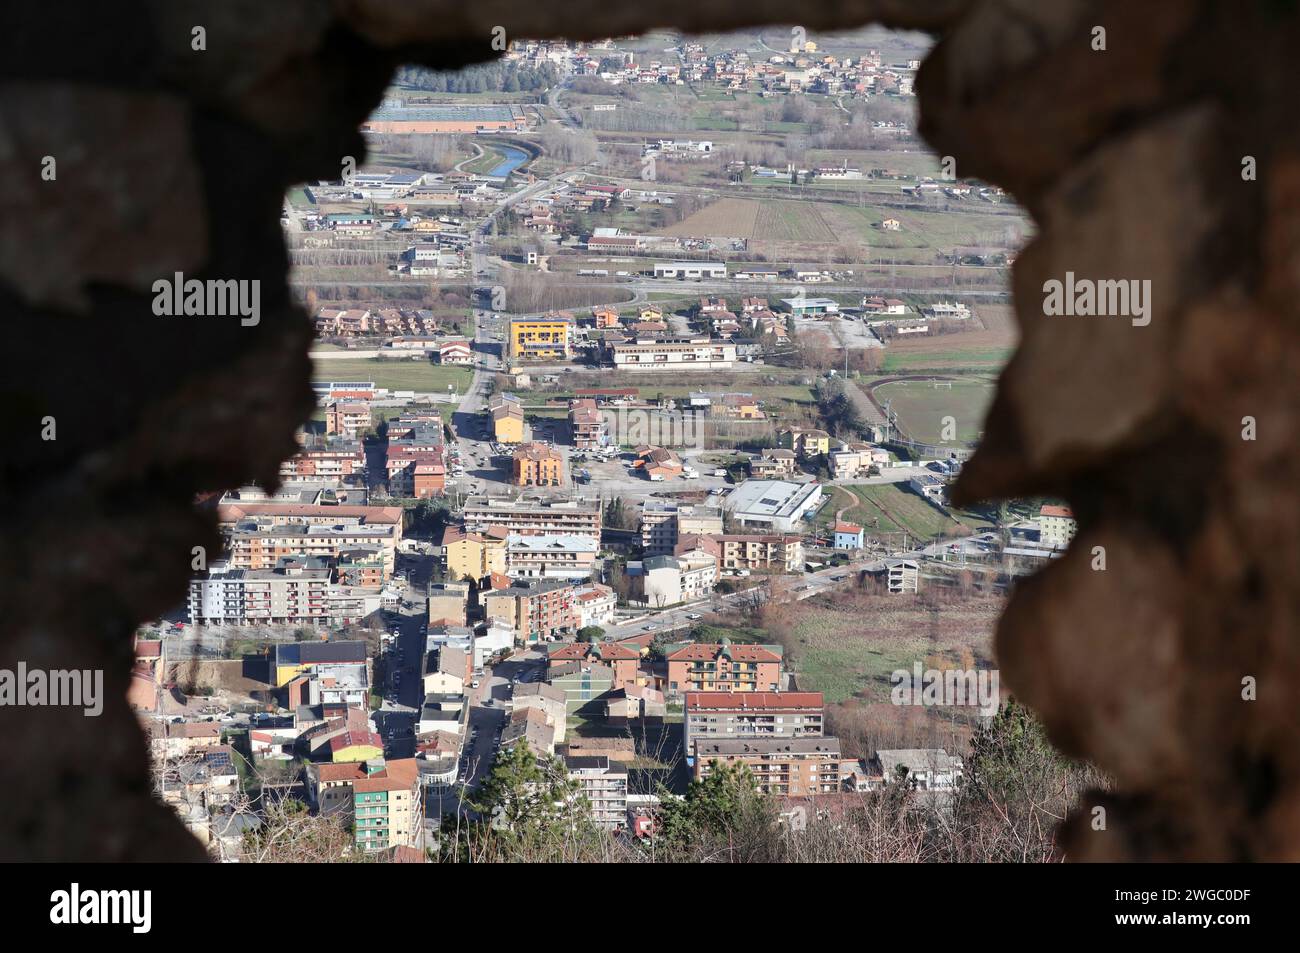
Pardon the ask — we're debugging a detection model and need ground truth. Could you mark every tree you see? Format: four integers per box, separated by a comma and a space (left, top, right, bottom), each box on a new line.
654, 761, 777, 861
576, 626, 605, 643
469, 743, 584, 840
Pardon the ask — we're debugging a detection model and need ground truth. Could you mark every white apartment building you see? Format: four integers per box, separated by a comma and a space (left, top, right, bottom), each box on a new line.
612, 338, 737, 371
505, 533, 598, 581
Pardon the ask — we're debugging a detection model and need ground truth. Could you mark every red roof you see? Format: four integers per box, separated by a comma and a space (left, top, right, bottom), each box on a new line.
833, 523, 862, 534
685, 691, 822, 710
666, 643, 781, 663
1040, 504, 1074, 518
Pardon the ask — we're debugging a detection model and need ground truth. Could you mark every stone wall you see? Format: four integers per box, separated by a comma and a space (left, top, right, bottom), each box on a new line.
2, 0, 1296, 860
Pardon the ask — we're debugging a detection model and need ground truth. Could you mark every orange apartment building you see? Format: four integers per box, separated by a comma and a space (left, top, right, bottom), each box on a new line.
512, 442, 564, 486
325, 401, 372, 439
665, 640, 782, 697
693, 737, 844, 797
547, 640, 641, 687
280, 443, 366, 481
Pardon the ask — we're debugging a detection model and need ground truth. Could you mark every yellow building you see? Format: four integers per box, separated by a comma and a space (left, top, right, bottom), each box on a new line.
778, 427, 830, 459
489, 393, 526, 443
441, 528, 506, 581
510, 314, 573, 361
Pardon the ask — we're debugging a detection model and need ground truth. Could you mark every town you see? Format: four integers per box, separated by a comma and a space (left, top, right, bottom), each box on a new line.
136, 26, 1076, 862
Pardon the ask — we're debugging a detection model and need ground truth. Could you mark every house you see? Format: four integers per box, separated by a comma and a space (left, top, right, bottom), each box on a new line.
909, 474, 947, 505
778, 427, 831, 459
571, 582, 617, 628
273, 640, 368, 688
829, 444, 890, 479
422, 645, 470, 696
749, 448, 796, 478
606, 684, 666, 724
489, 393, 527, 444
832, 522, 865, 551
568, 398, 606, 450
633, 445, 684, 481
870, 748, 963, 791
861, 296, 907, 315
591, 306, 622, 329
628, 549, 717, 606
880, 217, 902, 231
511, 682, 568, 743
437, 340, 473, 364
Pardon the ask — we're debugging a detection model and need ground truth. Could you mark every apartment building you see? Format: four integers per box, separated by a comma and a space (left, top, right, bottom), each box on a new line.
217, 503, 403, 575
505, 533, 597, 581
311, 757, 422, 853
325, 401, 372, 439
568, 398, 605, 449
547, 640, 640, 687
510, 313, 573, 361
280, 442, 366, 481
188, 558, 331, 628
683, 691, 824, 758
611, 337, 737, 371
1039, 504, 1077, 549
679, 534, 804, 573
640, 500, 723, 556
462, 496, 601, 543
564, 756, 629, 831
440, 525, 506, 581
512, 442, 564, 486
481, 579, 580, 643
665, 640, 782, 696
694, 737, 843, 797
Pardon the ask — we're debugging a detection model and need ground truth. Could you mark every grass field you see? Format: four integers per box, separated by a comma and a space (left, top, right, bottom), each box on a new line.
310, 357, 473, 393
881, 303, 1019, 372
871, 377, 995, 444
726, 590, 1002, 705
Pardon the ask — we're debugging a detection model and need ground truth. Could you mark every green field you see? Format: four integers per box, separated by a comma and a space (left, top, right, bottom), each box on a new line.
310, 357, 473, 393
871, 378, 995, 443
881, 345, 1015, 372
